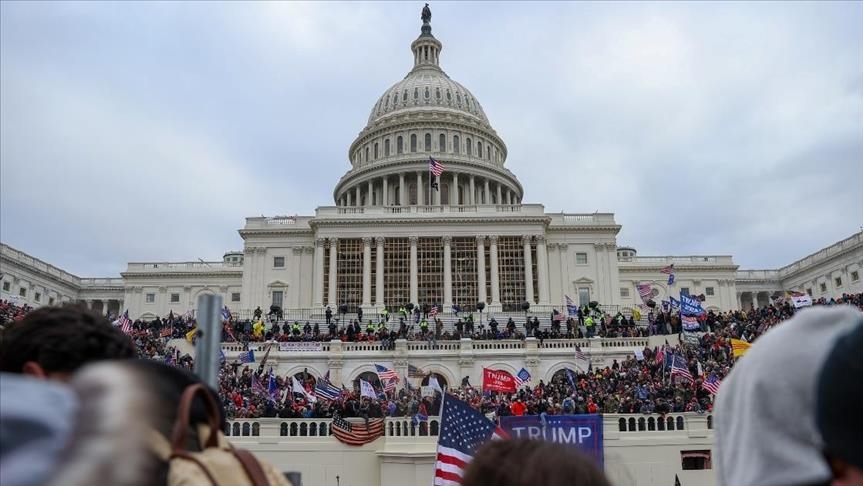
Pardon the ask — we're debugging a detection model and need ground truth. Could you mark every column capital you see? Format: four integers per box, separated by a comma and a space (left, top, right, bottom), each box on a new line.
535, 235, 546, 243
442, 235, 452, 245
559, 243, 569, 251
362, 237, 372, 246
409, 236, 419, 245
292, 247, 304, 255
303, 246, 314, 254
375, 236, 386, 246
475, 235, 486, 244
487, 235, 498, 245
328, 237, 339, 245
522, 234, 533, 245
315, 238, 326, 248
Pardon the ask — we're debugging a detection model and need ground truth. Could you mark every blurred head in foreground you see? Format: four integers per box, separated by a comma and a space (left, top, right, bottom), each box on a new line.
817, 321, 863, 486
0, 305, 135, 380
461, 438, 611, 486
715, 306, 862, 486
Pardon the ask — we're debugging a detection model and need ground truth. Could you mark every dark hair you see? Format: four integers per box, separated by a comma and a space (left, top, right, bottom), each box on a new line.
461, 438, 611, 486
0, 305, 136, 373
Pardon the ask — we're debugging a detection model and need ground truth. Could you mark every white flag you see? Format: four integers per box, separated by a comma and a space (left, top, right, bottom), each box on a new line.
634, 348, 645, 361
360, 379, 377, 399
429, 376, 443, 393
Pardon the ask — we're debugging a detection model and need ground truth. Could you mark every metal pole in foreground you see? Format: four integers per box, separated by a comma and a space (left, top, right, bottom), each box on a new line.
195, 294, 223, 390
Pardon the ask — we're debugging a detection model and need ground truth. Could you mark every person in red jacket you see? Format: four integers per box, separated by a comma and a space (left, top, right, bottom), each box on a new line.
510, 398, 527, 416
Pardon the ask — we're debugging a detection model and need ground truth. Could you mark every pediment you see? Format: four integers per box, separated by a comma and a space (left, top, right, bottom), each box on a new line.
267, 280, 290, 288
574, 277, 594, 284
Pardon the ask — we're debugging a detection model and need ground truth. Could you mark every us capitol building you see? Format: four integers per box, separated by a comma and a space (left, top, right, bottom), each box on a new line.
1, 9, 862, 486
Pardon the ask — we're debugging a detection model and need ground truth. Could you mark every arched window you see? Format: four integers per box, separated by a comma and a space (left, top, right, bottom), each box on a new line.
394, 93, 399, 105
403, 90, 408, 101
446, 90, 452, 101
374, 142, 379, 159
439, 134, 446, 152
456, 93, 462, 104
453, 135, 460, 154
488, 146, 492, 160
421, 373, 448, 389
409, 184, 418, 205
466, 138, 472, 155
436, 88, 441, 99
424, 133, 432, 151
365, 147, 369, 162
414, 88, 419, 100
458, 186, 464, 205
384, 96, 389, 108
477, 142, 483, 158
384, 139, 390, 157
424, 87, 430, 99
411, 134, 417, 153
397, 136, 404, 154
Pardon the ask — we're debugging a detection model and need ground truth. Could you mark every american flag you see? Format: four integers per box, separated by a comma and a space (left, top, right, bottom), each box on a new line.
383, 377, 398, 393
408, 364, 427, 378
118, 310, 133, 334
655, 346, 665, 365
636, 283, 653, 300
702, 373, 722, 395
670, 355, 693, 382
332, 417, 384, 446
514, 368, 531, 388
429, 156, 445, 177
375, 364, 400, 383
237, 349, 256, 363
564, 295, 578, 316
552, 311, 564, 322
575, 345, 588, 362
429, 305, 439, 318
660, 264, 675, 275
434, 394, 506, 485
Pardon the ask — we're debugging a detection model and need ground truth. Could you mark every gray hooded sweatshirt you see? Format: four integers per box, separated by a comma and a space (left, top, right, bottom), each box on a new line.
715, 306, 863, 486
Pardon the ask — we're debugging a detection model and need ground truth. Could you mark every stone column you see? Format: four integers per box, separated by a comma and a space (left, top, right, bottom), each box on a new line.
489, 236, 500, 305
409, 237, 419, 304
443, 236, 453, 308
399, 173, 406, 206
354, 186, 361, 208
327, 238, 338, 307
469, 175, 475, 205
452, 173, 459, 205
496, 183, 502, 205
382, 177, 389, 206
367, 180, 374, 206
477, 236, 487, 304
313, 238, 325, 306
417, 172, 424, 206
375, 237, 385, 306
362, 237, 372, 306
483, 179, 490, 205
523, 235, 535, 304
536, 235, 550, 304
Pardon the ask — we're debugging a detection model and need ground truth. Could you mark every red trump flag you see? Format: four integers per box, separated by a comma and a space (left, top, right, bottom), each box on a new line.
482, 368, 517, 393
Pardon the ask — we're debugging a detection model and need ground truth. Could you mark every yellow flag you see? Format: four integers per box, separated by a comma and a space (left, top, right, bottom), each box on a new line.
730, 338, 751, 357
185, 327, 198, 343
632, 307, 642, 321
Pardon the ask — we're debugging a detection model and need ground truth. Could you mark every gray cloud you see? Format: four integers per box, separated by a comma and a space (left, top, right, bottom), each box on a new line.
2, 1, 861, 276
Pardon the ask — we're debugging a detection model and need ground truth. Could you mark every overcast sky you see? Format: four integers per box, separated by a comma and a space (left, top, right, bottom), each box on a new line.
2, 1, 861, 277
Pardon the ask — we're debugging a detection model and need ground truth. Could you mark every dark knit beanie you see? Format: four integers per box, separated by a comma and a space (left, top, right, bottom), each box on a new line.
816, 320, 863, 469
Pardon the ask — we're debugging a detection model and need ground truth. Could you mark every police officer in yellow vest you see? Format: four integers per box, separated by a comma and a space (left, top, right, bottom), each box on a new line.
419, 318, 429, 334
366, 320, 375, 335
585, 315, 595, 338
291, 321, 301, 336
381, 307, 390, 323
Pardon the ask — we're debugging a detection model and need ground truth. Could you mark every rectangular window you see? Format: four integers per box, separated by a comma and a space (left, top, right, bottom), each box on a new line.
680, 287, 690, 296
820, 282, 827, 293
231, 292, 241, 302
578, 288, 590, 307
834, 277, 842, 288
145, 293, 155, 303
336, 238, 363, 312
34, 292, 41, 302
273, 256, 285, 268
575, 253, 588, 265
49, 297, 55, 305
170, 293, 180, 303
271, 291, 283, 308
2, 281, 10, 292
452, 237, 478, 311
384, 238, 410, 308
498, 236, 526, 312
620, 288, 630, 298
417, 237, 443, 307
852, 270, 860, 282
705, 287, 715, 296
19, 288, 26, 297
681, 450, 712, 470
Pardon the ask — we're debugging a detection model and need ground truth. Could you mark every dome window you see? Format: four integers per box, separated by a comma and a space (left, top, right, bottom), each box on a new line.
446, 90, 452, 101
466, 137, 472, 155
477, 142, 482, 158
410, 134, 417, 153
365, 147, 370, 162
414, 88, 419, 100
384, 139, 391, 157
384, 96, 389, 108
453, 135, 460, 154
439, 134, 446, 152
397, 136, 404, 154
393, 93, 399, 105
424, 133, 432, 151
436, 88, 441, 99
425, 87, 430, 99
374, 142, 379, 159
456, 93, 462, 104
403, 90, 408, 102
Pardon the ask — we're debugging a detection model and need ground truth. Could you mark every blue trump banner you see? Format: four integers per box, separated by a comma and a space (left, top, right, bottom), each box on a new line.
499, 415, 604, 466
679, 292, 704, 316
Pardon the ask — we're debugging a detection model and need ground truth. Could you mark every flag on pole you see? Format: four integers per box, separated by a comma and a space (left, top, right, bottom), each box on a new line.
702, 373, 722, 395
575, 346, 590, 372
374, 364, 400, 383
360, 379, 377, 399
667, 273, 675, 286
564, 295, 578, 316
434, 394, 507, 485
429, 156, 445, 177
670, 355, 693, 382
681, 315, 700, 331
237, 349, 255, 364
552, 311, 564, 322
408, 364, 427, 378
636, 283, 653, 303
221, 305, 232, 322
429, 376, 444, 393
383, 378, 398, 393
514, 368, 531, 388
315, 379, 341, 401
118, 310, 133, 334
730, 338, 751, 357
565, 368, 576, 388
267, 368, 278, 402
660, 264, 675, 275
429, 305, 439, 318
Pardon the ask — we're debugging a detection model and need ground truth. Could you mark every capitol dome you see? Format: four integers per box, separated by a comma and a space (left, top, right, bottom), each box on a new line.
334, 10, 521, 208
